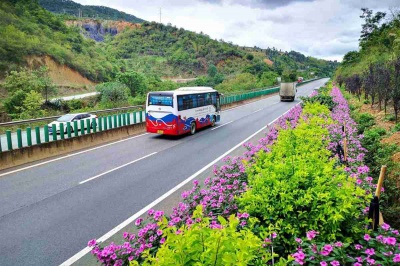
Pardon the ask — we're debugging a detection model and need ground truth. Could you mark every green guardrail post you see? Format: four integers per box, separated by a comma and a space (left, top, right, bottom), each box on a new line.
60, 124, 65, 140
140, 111, 143, 123
113, 115, 117, 128
17, 129, 22, 148
44, 125, 49, 143
121, 114, 125, 126
80, 120, 85, 135
118, 114, 122, 127
127, 112, 131, 125
92, 118, 97, 133
6, 130, 12, 150
98, 117, 103, 132
26, 127, 32, 146
74, 121, 78, 137
52, 124, 57, 141
67, 122, 72, 138
86, 119, 91, 134
35, 127, 41, 145
133, 112, 137, 124
109, 116, 113, 129
104, 116, 108, 130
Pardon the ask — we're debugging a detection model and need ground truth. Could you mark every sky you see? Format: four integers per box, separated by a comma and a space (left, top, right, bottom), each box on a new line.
74, 0, 399, 62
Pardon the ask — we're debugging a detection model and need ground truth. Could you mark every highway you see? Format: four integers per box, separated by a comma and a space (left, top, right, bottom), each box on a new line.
0, 79, 328, 266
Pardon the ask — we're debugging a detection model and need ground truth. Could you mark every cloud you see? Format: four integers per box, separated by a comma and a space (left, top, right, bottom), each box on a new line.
229, 0, 314, 9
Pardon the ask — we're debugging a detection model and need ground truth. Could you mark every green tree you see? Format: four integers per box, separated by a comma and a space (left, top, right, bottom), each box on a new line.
19, 90, 45, 119
207, 64, 217, 78
96, 81, 130, 108
116, 71, 147, 96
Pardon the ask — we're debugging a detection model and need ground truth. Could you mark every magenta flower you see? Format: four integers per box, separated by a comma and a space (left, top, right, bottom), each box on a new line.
394, 254, 400, 263
271, 232, 277, 239
334, 241, 343, 247
383, 237, 396, 246
295, 238, 303, 244
330, 261, 339, 266
364, 234, 371, 241
88, 239, 97, 247
134, 218, 143, 226
355, 244, 363, 250
381, 223, 390, 231
365, 248, 375, 256
306, 230, 318, 240
320, 262, 327, 266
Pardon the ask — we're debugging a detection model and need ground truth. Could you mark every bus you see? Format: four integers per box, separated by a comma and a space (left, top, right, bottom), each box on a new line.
146, 87, 221, 135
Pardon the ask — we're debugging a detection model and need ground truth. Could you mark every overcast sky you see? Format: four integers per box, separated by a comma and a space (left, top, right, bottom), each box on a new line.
75, 0, 398, 61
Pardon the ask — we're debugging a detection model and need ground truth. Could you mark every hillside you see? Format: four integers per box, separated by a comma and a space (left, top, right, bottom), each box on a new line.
38, 0, 144, 23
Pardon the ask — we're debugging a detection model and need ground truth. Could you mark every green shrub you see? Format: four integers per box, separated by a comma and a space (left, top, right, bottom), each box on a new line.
394, 123, 400, 132
385, 114, 396, 122
238, 103, 370, 254
96, 81, 130, 108
136, 206, 278, 266
355, 113, 375, 134
67, 99, 84, 111
300, 94, 337, 110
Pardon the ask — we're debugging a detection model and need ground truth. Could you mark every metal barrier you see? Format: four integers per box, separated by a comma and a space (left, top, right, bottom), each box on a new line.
0, 78, 322, 153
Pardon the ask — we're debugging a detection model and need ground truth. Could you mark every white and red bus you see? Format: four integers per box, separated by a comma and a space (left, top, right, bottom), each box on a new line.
146, 87, 221, 135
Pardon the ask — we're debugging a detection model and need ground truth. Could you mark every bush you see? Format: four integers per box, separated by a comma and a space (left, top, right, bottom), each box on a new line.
96, 82, 130, 108
238, 103, 369, 254
135, 206, 274, 266
355, 113, 375, 134
394, 123, 400, 132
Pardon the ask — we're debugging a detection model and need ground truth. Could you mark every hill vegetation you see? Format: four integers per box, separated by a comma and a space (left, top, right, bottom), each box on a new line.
38, 0, 144, 23
0, 0, 338, 120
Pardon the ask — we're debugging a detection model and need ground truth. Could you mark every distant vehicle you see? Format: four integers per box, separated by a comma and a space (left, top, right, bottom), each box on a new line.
297, 77, 304, 83
279, 82, 297, 102
48, 113, 97, 134
146, 87, 221, 135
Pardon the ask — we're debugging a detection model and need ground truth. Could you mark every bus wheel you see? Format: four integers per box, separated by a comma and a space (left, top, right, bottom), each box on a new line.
211, 116, 216, 127
190, 122, 196, 135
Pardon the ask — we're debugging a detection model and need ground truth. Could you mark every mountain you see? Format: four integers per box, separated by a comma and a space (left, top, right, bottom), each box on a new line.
38, 0, 144, 23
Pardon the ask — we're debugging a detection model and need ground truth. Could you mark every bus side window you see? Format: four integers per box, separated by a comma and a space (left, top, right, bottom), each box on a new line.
206, 93, 212, 105
198, 94, 205, 107
178, 96, 183, 111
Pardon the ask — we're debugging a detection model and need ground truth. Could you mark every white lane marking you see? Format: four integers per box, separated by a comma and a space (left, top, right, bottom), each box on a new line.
79, 152, 157, 185
253, 108, 263, 113
211, 121, 233, 131
222, 100, 279, 113
0, 133, 149, 177
60, 109, 294, 266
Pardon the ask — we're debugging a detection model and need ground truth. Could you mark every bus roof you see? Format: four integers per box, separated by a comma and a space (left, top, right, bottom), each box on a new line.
148, 87, 217, 96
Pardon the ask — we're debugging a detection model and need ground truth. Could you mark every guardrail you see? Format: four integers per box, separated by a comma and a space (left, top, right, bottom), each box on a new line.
0, 78, 322, 153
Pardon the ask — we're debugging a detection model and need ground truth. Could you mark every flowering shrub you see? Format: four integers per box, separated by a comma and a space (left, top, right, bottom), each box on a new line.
132, 205, 284, 265
292, 224, 400, 265
238, 102, 369, 254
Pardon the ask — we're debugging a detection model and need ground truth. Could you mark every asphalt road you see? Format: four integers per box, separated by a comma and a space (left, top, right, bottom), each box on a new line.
0, 78, 329, 266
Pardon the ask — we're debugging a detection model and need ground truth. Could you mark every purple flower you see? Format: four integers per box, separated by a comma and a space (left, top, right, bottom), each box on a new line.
272, 232, 277, 239
88, 239, 97, 247
330, 261, 339, 266
147, 209, 155, 216
364, 234, 371, 241
295, 238, 303, 244
160, 238, 166, 244
394, 254, 400, 263
306, 230, 318, 240
383, 237, 396, 246
381, 223, 390, 231
134, 218, 143, 226
320, 262, 327, 266
334, 241, 343, 247
355, 244, 363, 250
365, 248, 375, 256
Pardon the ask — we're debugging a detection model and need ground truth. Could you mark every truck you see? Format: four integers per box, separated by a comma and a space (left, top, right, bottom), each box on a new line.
279, 82, 296, 102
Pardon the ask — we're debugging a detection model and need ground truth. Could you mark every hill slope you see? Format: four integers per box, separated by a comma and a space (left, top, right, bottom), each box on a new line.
38, 0, 144, 23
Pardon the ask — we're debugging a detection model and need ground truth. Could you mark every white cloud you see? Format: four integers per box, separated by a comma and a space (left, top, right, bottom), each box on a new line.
74, 0, 398, 61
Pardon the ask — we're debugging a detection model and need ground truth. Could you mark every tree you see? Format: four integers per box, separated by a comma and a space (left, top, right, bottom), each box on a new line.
359, 8, 386, 48
116, 71, 147, 96
19, 90, 45, 119
207, 64, 217, 78
96, 82, 130, 108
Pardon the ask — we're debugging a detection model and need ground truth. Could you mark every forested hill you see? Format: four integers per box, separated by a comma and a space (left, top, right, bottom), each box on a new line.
0, 0, 338, 84
38, 0, 144, 23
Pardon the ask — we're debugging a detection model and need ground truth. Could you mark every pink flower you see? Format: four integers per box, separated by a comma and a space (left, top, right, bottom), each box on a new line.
320, 262, 327, 266
330, 261, 340, 266
381, 223, 390, 231
366, 257, 375, 265
272, 232, 277, 239
306, 230, 318, 240
295, 238, 303, 244
334, 241, 343, 247
383, 237, 396, 246
354, 263, 362, 266
355, 244, 363, 250
393, 254, 400, 263
364, 234, 371, 241
88, 239, 97, 247
160, 238, 166, 244
135, 218, 143, 226
147, 209, 155, 216
365, 248, 375, 256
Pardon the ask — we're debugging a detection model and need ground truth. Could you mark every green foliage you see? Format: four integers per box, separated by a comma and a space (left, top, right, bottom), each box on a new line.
281, 69, 298, 82
258, 71, 279, 87
216, 73, 257, 92
394, 123, 400, 131
238, 103, 370, 254
300, 94, 337, 110
38, 0, 144, 23
19, 90, 46, 119
354, 113, 375, 134
95, 81, 129, 108
136, 206, 274, 266
116, 71, 147, 96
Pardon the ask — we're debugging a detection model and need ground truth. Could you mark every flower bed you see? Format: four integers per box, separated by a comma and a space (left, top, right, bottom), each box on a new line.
88, 86, 399, 265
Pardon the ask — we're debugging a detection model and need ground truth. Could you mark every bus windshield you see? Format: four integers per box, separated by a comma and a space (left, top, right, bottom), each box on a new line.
148, 94, 173, 107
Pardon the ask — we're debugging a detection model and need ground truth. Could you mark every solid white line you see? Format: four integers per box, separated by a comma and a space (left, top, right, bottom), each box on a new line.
211, 120, 233, 131
61, 81, 327, 266
0, 133, 149, 178
79, 152, 157, 185
253, 108, 263, 113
